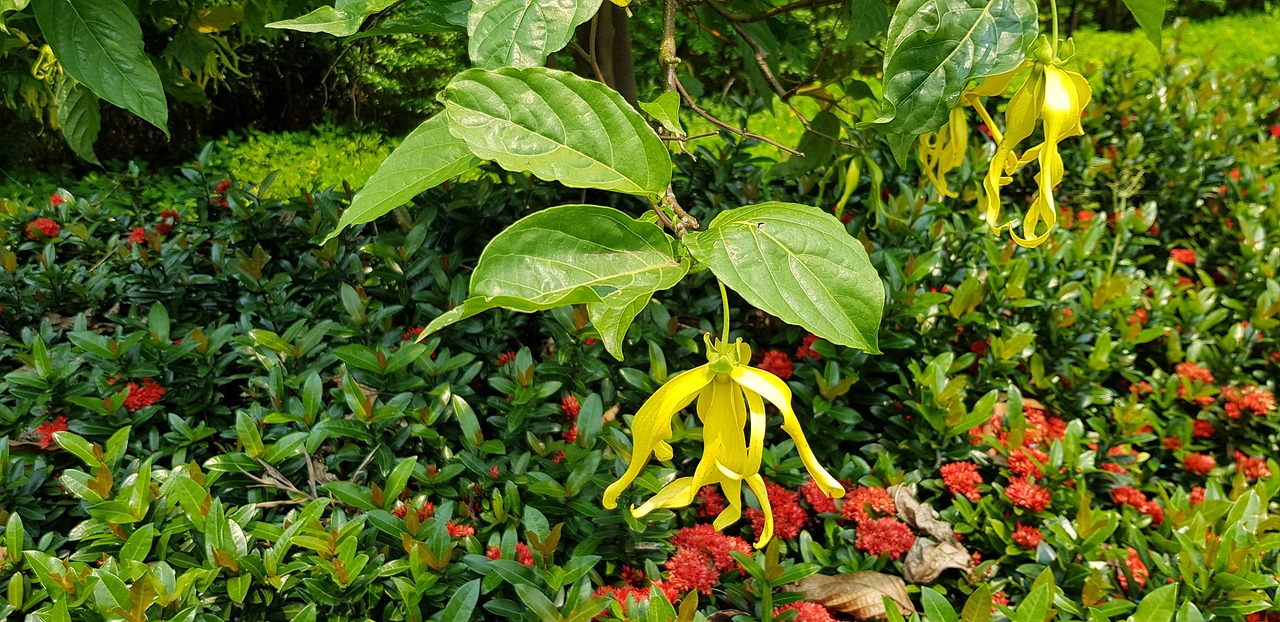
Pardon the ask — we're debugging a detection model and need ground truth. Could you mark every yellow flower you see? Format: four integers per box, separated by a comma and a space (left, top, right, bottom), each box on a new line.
602, 335, 844, 548
966, 40, 1092, 248
918, 106, 970, 198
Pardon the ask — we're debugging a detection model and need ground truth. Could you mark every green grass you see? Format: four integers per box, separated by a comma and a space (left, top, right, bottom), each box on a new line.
205, 124, 398, 198
1068, 11, 1280, 70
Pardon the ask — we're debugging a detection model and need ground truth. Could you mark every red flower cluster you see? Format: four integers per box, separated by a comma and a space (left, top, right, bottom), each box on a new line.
26, 217, 60, 240
1184, 452, 1216, 475
757, 350, 793, 380
1005, 478, 1050, 512
1117, 547, 1149, 590
795, 333, 822, 361
697, 486, 727, 519
1170, 248, 1196, 264
1234, 451, 1271, 480
774, 601, 838, 622
745, 480, 808, 540
35, 416, 69, 449
156, 209, 180, 236
1271, 124, 1280, 139
128, 227, 147, 246
1011, 524, 1043, 548
841, 486, 896, 523
1110, 486, 1164, 525
391, 500, 436, 522
1175, 362, 1216, 405
50, 193, 64, 206
1221, 385, 1276, 418
486, 543, 534, 566
1190, 486, 1206, 505
496, 351, 517, 366
855, 517, 916, 560
446, 522, 475, 538
402, 326, 424, 342
1009, 446, 1050, 478
664, 525, 753, 595
801, 478, 838, 514
1192, 419, 1216, 438
123, 378, 166, 412
561, 394, 580, 420
941, 462, 983, 501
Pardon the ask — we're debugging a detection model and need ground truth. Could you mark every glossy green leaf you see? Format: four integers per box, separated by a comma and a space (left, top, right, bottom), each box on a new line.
54, 79, 101, 165
638, 91, 683, 136
766, 110, 841, 179
468, 0, 601, 69
436, 579, 481, 621
922, 587, 958, 622
1011, 581, 1049, 622
34, 0, 169, 133
323, 114, 478, 243
424, 205, 686, 337
1133, 583, 1178, 622
960, 584, 993, 622
587, 294, 651, 360
443, 67, 671, 196
267, 6, 363, 35
875, 0, 1037, 152
847, 0, 890, 43
514, 583, 560, 622
682, 202, 884, 352
1121, 0, 1165, 48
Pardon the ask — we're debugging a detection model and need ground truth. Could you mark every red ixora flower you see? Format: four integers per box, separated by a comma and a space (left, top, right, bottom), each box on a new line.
670, 524, 752, 572
1170, 248, 1196, 265
446, 522, 475, 538
941, 462, 983, 501
841, 486, 896, 523
128, 227, 147, 246
855, 517, 915, 559
697, 486, 727, 519
35, 416, 69, 449
774, 602, 839, 622
1005, 477, 1050, 512
1234, 451, 1271, 480
50, 193, 64, 206
123, 378, 166, 412
26, 218, 60, 240
801, 477, 838, 514
1271, 124, 1280, 139
757, 350, 793, 380
1221, 385, 1276, 418
560, 394, 580, 420
516, 542, 535, 566
745, 480, 808, 540
1012, 524, 1043, 548
1117, 547, 1149, 590
402, 326, 424, 342
495, 351, 517, 366
664, 547, 720, 595
1184, 452, 1216, 475
795, 333, 822, 361
214, 179, 232, 195
1192, 419, 1215, 438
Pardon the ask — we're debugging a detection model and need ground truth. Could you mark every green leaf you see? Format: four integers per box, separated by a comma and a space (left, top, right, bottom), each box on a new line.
1132, 583, 1178, 622
514, 583, 561, 622
267, 6, 363, 35
443, 67, 671, 196
323, 115, 479, 243
847, 0, 890, 43
383, 457, 417, 510
54, 78, 101, 165
1175, 601, 1204, 622
1121, 0, 1164, 49
922, 587, 958, 622
766, 110, 841, 179
637, 91, 683, 137
587, 294, 650, 360
682, 202, 883, 352
34, 0, 169, 133
54, 431, 101, 467
960, 584, 993, 622
1011, 581, 1050, 622
467, 0, 602, 69
424, 205, 686, 337
119, 524, 155, 564
436, 579, 481, 621
875, 0, 1037, 151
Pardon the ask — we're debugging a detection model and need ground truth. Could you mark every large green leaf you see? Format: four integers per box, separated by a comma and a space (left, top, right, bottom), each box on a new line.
587, 293, 651, 360
875, 0, 1036, 152
1121, 0, 1165, 49
33, 0, 169, 133
468, 0, 602, 69
55, 79, 101, 165
682, 202, 883, 353
766, 110, 841, 179
846, 0, 890, 43
424, 205, 686, 337
267, 0, 400, 36
443, 67, 671, 197
322, 115, 478, 242
1132, 584, 1178, 622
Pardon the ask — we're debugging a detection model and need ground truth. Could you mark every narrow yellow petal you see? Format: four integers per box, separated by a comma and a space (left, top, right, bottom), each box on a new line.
745, 474, 774, 548
603, 365, 713, 509
743, 388, 767, 477
713, 478, 743, 531
732, 367, 844, 499
631, 477, 696, 517
966, 62, 1029, 98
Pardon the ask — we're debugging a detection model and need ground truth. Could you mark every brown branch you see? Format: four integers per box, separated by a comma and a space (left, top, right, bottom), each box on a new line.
660, 0, 681, 92
704, 0, 842, 22
673, 77, 803, 156
660, 132, 718, 141
664, 187, 700, 233
569, 41, 606, 83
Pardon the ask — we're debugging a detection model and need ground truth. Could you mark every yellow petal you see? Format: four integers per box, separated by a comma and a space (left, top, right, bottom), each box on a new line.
745, 474, 773, 548
743, 388, 767, 477
983, 66, 1045, 238
603, 365, 713, 509
713, 478, 744, 531
631, 477, 695, 517
1012, 66, 1089, 248
731, 367, 844, 499
966, 62, 1029, 98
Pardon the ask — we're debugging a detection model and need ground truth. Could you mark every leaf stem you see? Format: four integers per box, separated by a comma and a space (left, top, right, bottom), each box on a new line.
1049, 0, 1060, 57
719, 280, 730, 343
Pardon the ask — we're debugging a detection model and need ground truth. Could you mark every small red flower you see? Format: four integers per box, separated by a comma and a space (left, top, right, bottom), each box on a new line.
1005, 477, 1050, 512
745, 481, 808, 540
941, 462, 983, 501
496, 351, 517, 366
1170, 248, 1196, 265
774, 602, 839, 622
560, 394, 580, 420
26, 218, 61, 240
1228, 168, 1242, 182
561, 422, 578, 443
551, 451, 566, 463
50, 193, 64, 206
1192, 419, 1215, 438
35, 416, 69, 449
1184, 452, 1216, 475
486, 545, 502, 560
969, 340, 989, 356
402, 326, 424, 342
801, 477, 839, 514
1271, 124, 1280, 139
128, 227, 147, 246
758, 350, 793, 380
1076, 210, 1097, 223
992, 591, 1009, 606
1234, 451, 1271, 480
841, 486, 896, 523
795, 333, 823, 361
446, 522, 475, 538
1118, 547, 1148, 590
516, 542, 535, 566
215, 180, 232, 194
1190, 487, 1206, 504
664, 548, 719, 595
1012, 524, 1043, 548
854, 517, 915, 559
490, 465, 500, 479
123, 378, 166, 411
697, 486, 727, 519
670, 524, 753, 572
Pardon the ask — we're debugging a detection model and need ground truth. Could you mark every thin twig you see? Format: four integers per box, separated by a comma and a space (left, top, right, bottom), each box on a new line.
660, 132, 718, 142
350, 446, 380, 484
673, 77, 803, 156
569, 41, 606, 83
649, 202, 675, 231
664, 187, 700, 233
302, 448, 319, 498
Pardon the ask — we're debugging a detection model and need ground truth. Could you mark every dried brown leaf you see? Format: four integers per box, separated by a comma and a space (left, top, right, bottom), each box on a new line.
902, 536, 973, 584
786, 572, 915, 620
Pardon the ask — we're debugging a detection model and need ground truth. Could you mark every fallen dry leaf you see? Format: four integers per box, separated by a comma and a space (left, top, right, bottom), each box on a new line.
785, 572, 915, 620
706, 610, 748, 622
889, 484, 954, 541
902, 536, 974, 584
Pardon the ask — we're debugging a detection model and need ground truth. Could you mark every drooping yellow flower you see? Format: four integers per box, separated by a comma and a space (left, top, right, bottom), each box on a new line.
918, 106, 970, 198
966, 39, 1092, 248
602, 335, 844, 548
